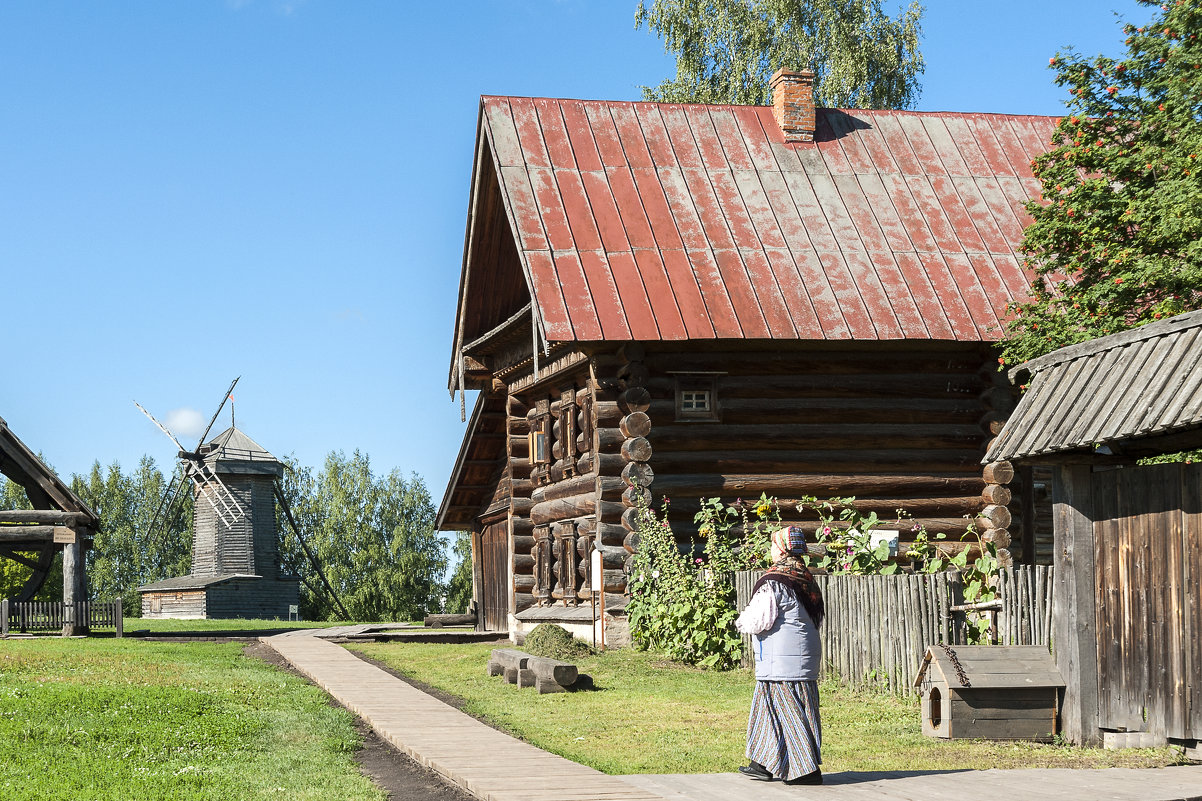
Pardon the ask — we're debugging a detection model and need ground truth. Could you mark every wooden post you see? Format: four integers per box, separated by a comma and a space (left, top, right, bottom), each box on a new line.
1052, 463, 1101, 745
115, 598, 123, 639
61, 536, 86, 636
1, 598, 7, 637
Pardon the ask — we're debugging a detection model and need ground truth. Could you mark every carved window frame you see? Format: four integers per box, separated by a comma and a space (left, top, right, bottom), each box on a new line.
528, 398, 553, 466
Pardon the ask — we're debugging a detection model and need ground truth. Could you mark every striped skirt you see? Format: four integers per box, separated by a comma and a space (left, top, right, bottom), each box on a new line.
745, 680, 822, 781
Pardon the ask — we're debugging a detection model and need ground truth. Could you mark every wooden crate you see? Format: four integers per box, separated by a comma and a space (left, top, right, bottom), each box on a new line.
915, 645, 1063, 741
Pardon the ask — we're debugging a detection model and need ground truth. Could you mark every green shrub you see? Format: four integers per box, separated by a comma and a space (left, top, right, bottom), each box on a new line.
523, 623, 593, 661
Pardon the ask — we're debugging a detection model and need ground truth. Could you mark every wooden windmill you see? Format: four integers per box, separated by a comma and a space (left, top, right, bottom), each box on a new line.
135, 378, 346, 620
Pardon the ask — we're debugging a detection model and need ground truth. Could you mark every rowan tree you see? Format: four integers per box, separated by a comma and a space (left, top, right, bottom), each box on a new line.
1003, 0, 1202, 364
635, 0, 924, 108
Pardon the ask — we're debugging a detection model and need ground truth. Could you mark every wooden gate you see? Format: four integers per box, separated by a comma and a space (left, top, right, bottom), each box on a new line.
479, 520, 509, 632
1093, 463, 1200, 741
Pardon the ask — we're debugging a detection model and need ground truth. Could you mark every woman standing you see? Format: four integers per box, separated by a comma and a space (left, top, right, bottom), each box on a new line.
735, 525, 825, 786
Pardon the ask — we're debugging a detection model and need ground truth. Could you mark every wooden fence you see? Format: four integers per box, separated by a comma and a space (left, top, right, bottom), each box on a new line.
735, 566, 1053, 694
1, 599, 124, 637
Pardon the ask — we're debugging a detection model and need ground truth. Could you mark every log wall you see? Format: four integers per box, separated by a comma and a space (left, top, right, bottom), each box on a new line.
639, 343, 1017, 563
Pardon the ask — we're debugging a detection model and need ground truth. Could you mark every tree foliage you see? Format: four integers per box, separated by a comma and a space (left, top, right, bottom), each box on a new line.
278, 451, 446, 622
72, 458, 192, 613
635, 0, 924, 108
443, 531, 473, 615
1003, 0, 1202, 364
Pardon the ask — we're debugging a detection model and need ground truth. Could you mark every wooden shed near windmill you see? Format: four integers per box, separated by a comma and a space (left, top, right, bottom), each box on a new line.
986, 309, 1202, 748
438, 70, 1059, 640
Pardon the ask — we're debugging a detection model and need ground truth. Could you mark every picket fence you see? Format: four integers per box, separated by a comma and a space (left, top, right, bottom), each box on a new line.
735, 565, 1053, 694
1, 598, 124, 637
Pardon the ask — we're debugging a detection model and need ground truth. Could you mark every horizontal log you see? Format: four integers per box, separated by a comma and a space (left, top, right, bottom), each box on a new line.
622, 484, 650, 508
622, 505, 639, 531
644, 374, 985, 400
424, 613, 475, 627
491, 648, 529, 670
647, 397, 987, 426
981, 484, 1012, 505
0, 526, 60, 541
515, 593, 534, 612
620, 412, 652, 438
981, 528, 1012, 548
980, 412, 1008, 436
596, 427, 624, 453
577, 453, 625, 476
622, 461, 655, 487
621, 386, 652, 413
527, 656, 578, 687
641, 348, 986, 375
996, 548, 1013, 568
621, 436, 653, 462
599, 476, 626, 500
531, 474, 597, 504
624, 530, 640, 553
620, 363, 650, 386
599, 568, 627, 593
595, 500, 622, 524
650, 449, 984, 474
513, 534, 534, 553
514, 575, 536, 592
594, 400, 622, 424
0, 510, 85, 525
977, 504, 1012, 529
511, 497, 533, 516
649, 473, 985, 498
507, 396, 529, 418
513, 554, 535, 571
982, 461, 1015, 484
661, 495, 984, 519
589, 544, 627, 568
980, 387, 1017, 413
649, 423, 987, 453
575, 518, 594, 537
596, 522, 627, 547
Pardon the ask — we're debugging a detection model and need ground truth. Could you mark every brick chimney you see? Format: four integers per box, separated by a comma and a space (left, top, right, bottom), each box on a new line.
770, 68, 815, 143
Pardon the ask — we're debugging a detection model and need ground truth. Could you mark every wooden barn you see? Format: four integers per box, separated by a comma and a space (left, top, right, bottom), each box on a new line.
986, 309, 1202, 750
0, 416, 100, 634
437, 70, 1058, 640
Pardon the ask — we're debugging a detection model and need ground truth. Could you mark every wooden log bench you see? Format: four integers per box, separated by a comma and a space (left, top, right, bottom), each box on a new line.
487, 648, 579, 694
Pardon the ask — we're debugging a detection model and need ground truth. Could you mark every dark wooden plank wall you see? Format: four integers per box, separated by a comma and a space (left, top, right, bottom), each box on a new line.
1093, 462, 1199, 741
638, 343, 1008, 561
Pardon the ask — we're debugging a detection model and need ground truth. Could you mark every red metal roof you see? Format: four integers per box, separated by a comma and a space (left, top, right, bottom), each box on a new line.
479, 97, 1057, 343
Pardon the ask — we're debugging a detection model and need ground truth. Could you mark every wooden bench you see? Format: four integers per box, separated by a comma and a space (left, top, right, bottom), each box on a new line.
487, 648, 579, 694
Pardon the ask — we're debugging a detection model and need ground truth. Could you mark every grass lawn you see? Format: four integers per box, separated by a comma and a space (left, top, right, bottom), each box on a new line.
349, 641, 1188, 775
0, 637, 384, 801
121, 617, 355, 636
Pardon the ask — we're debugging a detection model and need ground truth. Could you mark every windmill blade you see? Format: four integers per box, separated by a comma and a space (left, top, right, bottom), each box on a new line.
134, 401, 186, 452
144, 470, 187, 545
196, 376, 241, 449
184, 460, 246, 528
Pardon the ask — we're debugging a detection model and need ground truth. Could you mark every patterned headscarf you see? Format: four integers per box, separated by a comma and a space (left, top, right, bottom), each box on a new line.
753, 527, 824, 627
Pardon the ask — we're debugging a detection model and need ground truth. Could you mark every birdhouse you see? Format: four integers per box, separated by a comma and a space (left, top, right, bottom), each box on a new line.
914, 645, 1064, 741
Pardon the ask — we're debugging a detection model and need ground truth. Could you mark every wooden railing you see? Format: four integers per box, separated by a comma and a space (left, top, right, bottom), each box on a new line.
735, 565, 1053, 694
1, 599, 123, 637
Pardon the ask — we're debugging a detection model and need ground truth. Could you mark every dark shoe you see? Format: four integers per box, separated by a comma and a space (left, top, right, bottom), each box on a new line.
784, 769, 822, 786
738, 763, 774, 781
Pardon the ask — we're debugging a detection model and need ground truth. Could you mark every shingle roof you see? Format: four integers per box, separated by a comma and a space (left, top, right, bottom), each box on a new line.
985, 310, 1202, 462
479, 97, 1057, 344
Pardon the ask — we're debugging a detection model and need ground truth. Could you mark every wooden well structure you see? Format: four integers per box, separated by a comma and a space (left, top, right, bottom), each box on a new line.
0, 416, 100, 635
438, 77, 1061, 641
988, 310, 1202, 748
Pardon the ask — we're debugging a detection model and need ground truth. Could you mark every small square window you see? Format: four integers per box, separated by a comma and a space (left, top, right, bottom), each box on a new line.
673, 373, 722, 422
680, 390, 711, 412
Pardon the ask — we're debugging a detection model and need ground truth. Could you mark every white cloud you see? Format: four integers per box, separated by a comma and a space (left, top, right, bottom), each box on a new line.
164, 408, 206, 442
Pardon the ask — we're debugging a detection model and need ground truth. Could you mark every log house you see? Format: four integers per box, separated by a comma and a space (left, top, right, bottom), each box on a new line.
438, 72, 1059, 640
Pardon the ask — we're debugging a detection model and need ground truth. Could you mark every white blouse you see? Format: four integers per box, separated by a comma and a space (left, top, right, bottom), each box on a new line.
734, 584, 779, 635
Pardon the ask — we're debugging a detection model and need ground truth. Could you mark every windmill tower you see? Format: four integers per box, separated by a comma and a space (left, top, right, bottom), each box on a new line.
136, 380, 301, 620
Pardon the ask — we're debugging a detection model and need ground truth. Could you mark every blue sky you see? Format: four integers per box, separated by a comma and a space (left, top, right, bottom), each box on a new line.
1, 0, 1152, 516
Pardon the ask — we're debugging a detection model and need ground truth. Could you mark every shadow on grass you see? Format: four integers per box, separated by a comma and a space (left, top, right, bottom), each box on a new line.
129, 627, 307, 639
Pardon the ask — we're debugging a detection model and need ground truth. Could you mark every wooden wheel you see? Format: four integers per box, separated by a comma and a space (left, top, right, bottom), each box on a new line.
0, 543, 57, 602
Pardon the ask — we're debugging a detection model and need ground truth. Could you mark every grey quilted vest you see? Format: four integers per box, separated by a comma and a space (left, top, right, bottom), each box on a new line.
752, 581, 822, 681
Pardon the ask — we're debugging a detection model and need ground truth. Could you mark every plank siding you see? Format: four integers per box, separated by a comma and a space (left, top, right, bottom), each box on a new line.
1093, 463, 1200, 741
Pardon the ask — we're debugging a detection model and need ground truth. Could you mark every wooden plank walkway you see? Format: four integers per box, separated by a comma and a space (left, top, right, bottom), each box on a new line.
266, 629, 1202, 801
264, 630, 662, 801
